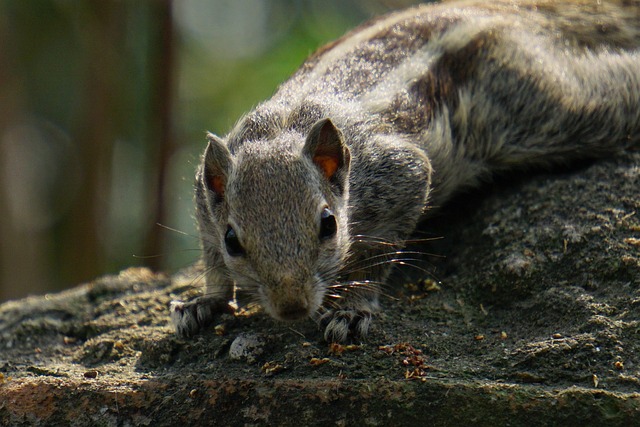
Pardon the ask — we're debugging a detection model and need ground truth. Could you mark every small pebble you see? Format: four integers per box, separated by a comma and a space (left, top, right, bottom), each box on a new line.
229, 333, 266, 364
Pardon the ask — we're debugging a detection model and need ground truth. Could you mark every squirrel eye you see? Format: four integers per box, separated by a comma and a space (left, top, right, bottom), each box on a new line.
224, 225, 245, 256
319, 207, 337, 240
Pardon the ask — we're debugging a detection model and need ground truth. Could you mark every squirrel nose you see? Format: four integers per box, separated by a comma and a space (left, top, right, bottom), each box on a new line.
274, 280, 311, 320
264, 274, 313, 320
277, 302, 310, 321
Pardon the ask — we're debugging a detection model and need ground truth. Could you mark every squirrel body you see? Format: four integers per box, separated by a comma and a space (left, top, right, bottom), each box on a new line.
171, 0, 640, 342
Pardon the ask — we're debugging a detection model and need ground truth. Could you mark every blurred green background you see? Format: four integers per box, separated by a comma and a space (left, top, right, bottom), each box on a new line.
0, 0, 421, 302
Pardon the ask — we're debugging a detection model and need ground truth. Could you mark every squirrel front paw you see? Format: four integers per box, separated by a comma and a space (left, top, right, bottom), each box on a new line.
318, 309, 373, 343
169, 296, 234, 338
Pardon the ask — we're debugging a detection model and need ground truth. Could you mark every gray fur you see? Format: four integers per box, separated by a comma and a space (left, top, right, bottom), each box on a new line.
171, 0, 640, 343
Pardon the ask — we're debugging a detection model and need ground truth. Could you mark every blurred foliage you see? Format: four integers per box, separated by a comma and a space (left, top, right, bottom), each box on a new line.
0, 0, 420, 302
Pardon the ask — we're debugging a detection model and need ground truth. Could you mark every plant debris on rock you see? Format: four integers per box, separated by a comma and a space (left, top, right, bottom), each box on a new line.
1, 153, 639, 426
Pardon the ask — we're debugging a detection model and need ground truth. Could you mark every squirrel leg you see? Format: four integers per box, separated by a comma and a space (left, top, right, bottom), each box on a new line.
170, 264, 235, 338
169, 296, 234, 338
319, 244, 397, 343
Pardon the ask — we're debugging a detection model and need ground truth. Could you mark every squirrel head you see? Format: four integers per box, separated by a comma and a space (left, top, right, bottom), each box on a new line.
198, 118, 352, 321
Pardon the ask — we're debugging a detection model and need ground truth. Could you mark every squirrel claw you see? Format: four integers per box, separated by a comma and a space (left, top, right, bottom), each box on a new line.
169, 296, 233, 338
319, 309, 373, 343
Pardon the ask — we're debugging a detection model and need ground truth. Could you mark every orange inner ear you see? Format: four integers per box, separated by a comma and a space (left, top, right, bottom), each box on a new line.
210, 175, 225, 196
313, 155, 339, 179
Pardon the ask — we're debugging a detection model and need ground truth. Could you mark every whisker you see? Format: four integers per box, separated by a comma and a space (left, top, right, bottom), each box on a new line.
344, 250, 442, 267
287, 327, 306, 338
351, 235, 397, 246
351, 233, 444, 246
196, 233, 220, 247
340, 251, 438, 277
132, 253, 165, 260
132, 248, 202, 261
327, 280, 384, 291
329, 279, 398, 302
232, 270, 262, 291
170, 264, 212, 293
156, 223, 200, 240
319, 298, 341, 311
392, 259, 440, 276
387, 258, 439, 277
403, 236, 445, 244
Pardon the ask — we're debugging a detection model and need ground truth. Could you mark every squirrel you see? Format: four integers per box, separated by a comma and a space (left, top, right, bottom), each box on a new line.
170, 0, 640, 343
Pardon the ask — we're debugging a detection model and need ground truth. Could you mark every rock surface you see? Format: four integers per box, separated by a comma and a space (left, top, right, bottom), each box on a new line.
1, 152, 639, 426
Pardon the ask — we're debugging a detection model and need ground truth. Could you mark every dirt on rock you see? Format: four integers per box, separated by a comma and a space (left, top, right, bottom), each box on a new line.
1, 152, 639, 426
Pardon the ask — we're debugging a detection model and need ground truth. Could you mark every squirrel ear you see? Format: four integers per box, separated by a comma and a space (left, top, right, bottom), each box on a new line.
304, 118, 350, 183
203, 133, 231, 201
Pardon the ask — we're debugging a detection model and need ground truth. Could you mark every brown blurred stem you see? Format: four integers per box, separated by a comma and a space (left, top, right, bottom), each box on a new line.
144, 1, 176, 271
